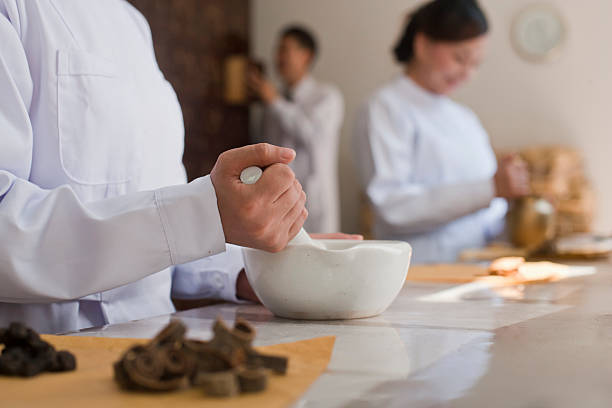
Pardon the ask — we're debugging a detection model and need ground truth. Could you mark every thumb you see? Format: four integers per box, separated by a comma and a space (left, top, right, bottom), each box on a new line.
222, 143, 295, 174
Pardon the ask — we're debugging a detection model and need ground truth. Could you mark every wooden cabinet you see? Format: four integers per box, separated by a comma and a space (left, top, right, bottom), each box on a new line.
128, 0, 250, 179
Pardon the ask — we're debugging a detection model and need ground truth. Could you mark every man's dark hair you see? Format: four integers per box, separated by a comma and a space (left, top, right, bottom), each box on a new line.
394, 0, 489, 63
281, 25, 318, 60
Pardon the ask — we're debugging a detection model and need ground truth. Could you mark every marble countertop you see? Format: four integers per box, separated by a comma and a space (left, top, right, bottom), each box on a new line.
72, 260, 612, 408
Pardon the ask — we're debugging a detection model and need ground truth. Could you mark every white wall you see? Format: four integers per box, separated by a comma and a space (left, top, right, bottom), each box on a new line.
252, 0, 612, 234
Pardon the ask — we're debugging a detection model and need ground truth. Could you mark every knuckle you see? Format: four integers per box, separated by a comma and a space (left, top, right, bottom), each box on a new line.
272, 238, 287, 253
270, 163, 294, 180
282, 165, 295, 179
252, 224, 268, 242
268, 244, 283, 254
287, 184, 300, 202
254, 143, 271, 161
293, 180, 303, 196
263, 234, 282, 253
291, 193, 306, 211
217, 150, 231, 165
253, 216, 270, 234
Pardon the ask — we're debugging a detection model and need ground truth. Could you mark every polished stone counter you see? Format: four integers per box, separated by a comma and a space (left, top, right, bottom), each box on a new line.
72, 260, 612, 407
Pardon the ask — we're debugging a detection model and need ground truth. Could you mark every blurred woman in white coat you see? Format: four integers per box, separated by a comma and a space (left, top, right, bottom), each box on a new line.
355, 0, 530, 264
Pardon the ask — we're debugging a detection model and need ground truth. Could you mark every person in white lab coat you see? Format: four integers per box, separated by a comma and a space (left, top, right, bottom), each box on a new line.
249, 26, 344, 233
0, 0, 313, 334
355, 0, 530, 264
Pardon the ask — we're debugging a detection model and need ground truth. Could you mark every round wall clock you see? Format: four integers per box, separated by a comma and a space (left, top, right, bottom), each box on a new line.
511, 5, 567, 63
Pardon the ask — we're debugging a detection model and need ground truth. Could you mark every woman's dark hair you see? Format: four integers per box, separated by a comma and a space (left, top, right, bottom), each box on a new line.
393, 0, 489, 63
281, 25, 318, 59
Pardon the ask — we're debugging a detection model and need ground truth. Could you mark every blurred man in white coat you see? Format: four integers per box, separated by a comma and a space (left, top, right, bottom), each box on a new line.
250, 26, 344, 233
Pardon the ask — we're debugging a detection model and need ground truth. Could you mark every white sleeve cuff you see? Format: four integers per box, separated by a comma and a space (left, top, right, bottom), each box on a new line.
154, 175, 226, 265
171, 244, 249, 304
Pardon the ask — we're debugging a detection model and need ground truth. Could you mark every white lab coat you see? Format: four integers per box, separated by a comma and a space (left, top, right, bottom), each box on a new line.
260, 75, 344, 233
354, 75, 506, 264
0, 0, 245, 334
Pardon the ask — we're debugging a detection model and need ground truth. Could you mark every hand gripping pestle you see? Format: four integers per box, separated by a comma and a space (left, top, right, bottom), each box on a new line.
240, 166, 324, 248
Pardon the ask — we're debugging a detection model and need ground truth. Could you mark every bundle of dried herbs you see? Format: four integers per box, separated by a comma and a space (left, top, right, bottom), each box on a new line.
0, 322, 76, 377
114, 318, 288, 397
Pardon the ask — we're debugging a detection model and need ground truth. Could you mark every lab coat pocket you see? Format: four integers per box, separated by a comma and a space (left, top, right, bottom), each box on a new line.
57, 50, 137, 185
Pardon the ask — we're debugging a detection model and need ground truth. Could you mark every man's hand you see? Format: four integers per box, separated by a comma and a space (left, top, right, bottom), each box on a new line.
236, 270, 260, 303
494, 154, 531, 199
248, 70, 279, 104
211, 143, 307, 252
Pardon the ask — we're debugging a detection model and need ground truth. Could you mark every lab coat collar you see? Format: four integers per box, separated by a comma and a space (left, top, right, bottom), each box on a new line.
397, 74, 444, 105
285, 74, 316, 102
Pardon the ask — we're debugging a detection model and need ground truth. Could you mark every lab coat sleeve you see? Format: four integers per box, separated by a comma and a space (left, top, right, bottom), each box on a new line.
0, 15, 227, 303
172, 244, 248, 303
357, 97, 495, 236
267, 87, 344, 149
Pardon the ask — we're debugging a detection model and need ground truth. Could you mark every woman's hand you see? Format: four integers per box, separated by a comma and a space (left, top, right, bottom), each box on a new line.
494, 154, 530, 199
247, 70, 279, 104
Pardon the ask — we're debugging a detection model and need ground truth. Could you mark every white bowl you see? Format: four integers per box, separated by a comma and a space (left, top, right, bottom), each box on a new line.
242, 240, 412, 320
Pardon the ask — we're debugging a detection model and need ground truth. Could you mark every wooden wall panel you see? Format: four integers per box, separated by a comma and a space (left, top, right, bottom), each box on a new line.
128, 0, 250, 179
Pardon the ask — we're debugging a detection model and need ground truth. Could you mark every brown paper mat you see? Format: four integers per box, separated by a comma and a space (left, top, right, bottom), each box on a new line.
407, 264, 490, 283
459, 246, 529, 262
0, 334, 335, 408
406, 263, 571, 285
461, 243, 611, 262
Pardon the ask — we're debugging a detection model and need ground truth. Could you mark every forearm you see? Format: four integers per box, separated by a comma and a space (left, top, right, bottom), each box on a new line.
0, 174, 226, 303
372, 179, 496, 235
